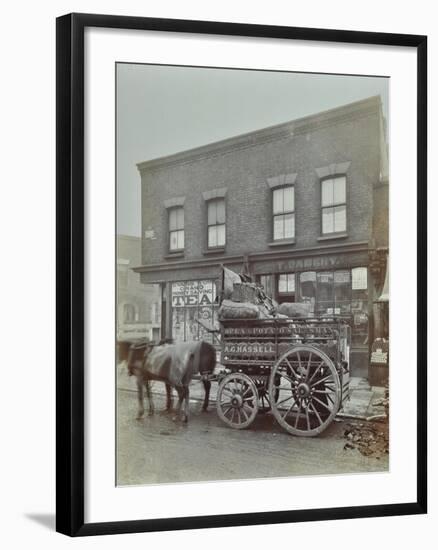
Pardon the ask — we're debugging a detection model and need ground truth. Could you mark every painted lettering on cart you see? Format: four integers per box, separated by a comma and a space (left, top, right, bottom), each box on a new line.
224, 326, 335, 337
224, 343, 275, 354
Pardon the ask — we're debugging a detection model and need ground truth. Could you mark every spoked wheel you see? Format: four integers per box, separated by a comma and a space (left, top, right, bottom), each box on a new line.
268, 345, 340, 437
216, 373, 258, 429
258, 388, 271, 414
254, 376, 280, 414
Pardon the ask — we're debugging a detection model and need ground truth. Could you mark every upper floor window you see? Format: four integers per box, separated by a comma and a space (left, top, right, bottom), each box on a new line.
273, 186, 295, 240
169, 206, 184, 251
321, 176, 346, 234
207, 198, 226, 248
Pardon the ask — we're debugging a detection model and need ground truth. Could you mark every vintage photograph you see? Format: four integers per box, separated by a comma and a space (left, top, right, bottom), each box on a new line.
116, 63, 389, 486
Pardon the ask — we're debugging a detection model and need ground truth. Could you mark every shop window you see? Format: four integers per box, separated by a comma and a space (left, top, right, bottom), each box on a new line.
273, 186, 295, 240
299, 272, 317, 314
334, 271, 352, 314
259, 274, 274, 298
321, 176, 346, 234
207, 198, 226, 248
169, 207, 184, 251
351, 267, 369, 345
278, 273, 295, 294
314, 271, 352, 314
352, 267, 368, 290
123, 303, 136, 323
151, 302, 160, 324
316, 272, 334, 314
277, 273, 295, 304
296, 268, 368, 341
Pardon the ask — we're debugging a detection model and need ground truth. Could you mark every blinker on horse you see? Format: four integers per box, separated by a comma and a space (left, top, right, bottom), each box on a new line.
127, 339, 216, 423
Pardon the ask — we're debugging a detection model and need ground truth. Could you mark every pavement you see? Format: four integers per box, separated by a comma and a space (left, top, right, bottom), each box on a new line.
117, 362, 387, 421
339, 376, 387, 419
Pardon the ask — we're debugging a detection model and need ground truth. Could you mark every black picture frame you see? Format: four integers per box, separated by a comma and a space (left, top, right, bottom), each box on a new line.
56, 12, 427, 537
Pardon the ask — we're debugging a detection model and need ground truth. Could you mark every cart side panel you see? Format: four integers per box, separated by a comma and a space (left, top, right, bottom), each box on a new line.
220, 318, 348, 372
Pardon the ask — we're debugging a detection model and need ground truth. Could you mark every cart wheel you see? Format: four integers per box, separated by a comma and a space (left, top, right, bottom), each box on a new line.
258, 388, 271, 414
216, 373, 258, 429
268, 345, 340, 437
255, 376, 280, 414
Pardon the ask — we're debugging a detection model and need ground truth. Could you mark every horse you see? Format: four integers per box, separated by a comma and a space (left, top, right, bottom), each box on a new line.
127, 339, 216, 423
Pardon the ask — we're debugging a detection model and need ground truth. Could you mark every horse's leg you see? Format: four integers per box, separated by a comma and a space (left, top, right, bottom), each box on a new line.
145, 378, 154, 416
181, 386, 189, 423
173, 387, 184, 422
136, 377, 144, 419
165, 383, 173, 412
201, 379, 211, 412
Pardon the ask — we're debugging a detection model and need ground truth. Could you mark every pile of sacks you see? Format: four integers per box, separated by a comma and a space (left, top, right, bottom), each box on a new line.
218, 268, 312, 321
219, 297, 313, 321
218, 268, 275, 320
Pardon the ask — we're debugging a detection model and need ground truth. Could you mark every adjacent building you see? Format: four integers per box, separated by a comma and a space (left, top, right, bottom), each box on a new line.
117, 235, 161, 342
134, 96, 389, 378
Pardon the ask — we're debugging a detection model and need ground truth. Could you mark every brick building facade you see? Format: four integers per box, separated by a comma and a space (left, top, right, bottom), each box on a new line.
134, 96, 389, 378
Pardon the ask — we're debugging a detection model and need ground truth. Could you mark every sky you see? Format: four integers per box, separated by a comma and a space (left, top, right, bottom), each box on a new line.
116, 64, 388, 237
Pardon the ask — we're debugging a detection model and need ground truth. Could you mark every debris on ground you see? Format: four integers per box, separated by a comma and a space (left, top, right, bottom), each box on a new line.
343, 420, 389, 458
343, 384, 389, 458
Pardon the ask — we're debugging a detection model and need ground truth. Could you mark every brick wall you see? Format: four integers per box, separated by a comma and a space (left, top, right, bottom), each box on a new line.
139, 97, 382, 274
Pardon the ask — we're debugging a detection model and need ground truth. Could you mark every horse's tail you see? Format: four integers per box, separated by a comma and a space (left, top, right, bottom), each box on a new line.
198, 341, 216, 376
194, 341, 202, 376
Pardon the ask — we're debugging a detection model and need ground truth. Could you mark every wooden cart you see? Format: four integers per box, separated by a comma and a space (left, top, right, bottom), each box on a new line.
215, 317, 351, 436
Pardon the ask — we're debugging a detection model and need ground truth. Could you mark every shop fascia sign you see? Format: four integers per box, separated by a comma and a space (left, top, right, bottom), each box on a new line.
254, 252, 368, 274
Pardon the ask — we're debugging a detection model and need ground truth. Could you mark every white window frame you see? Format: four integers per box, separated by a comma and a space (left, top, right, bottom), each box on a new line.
207, 198, 226, 248
321, 176, 347, 235
168, 206, 185, 251
273, 186, 295, 241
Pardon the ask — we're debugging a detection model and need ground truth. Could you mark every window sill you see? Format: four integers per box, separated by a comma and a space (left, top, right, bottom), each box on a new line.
317, 233, 348, 242
268, 239, 296, 247
164, 251, 184, 259
202, 247, 226, 255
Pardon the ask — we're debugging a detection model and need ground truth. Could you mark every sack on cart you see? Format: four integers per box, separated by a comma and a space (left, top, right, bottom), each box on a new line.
277, 302, 313, 318
218, 299, 260, 320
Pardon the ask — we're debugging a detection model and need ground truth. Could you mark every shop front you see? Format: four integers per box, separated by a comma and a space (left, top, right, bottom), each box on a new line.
252, 250, 372, 377
149, 248, 374, 377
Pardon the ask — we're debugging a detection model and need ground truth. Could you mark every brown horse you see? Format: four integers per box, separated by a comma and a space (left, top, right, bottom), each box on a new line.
127, 340, 216, 422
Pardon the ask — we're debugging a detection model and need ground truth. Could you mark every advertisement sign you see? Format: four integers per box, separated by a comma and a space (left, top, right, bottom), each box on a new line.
171, 280, 216, 307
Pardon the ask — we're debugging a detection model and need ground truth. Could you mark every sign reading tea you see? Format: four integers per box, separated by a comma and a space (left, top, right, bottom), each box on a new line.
171, 280, 216, 307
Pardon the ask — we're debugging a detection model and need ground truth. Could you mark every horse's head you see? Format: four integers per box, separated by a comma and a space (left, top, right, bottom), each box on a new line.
127, 338, 153, 376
